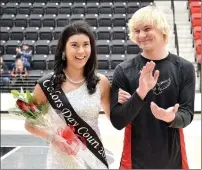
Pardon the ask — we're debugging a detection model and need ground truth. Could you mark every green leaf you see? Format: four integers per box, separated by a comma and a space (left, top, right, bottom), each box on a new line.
10, 90, 20, 97
26, 90, 33, 104
20, 87, 26, 98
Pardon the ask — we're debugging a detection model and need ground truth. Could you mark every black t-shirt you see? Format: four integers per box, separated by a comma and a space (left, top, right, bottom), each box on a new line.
110, 52, 195, 169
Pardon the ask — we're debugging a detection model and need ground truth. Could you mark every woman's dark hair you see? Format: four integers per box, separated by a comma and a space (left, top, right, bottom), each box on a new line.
53, 20, 100, 94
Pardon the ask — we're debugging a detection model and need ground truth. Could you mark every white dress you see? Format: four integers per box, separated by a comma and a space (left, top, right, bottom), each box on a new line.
46, 82, 107, 169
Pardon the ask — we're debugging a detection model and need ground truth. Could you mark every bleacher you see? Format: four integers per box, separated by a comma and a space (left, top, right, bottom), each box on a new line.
187, 0, 201, 90
0, 0, 201, 93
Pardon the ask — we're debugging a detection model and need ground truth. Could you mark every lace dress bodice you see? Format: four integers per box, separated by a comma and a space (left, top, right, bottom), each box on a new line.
46, 82, 103, 169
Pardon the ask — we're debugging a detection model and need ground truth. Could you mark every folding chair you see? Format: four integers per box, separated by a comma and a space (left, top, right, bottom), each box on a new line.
97, 54, 110, 70
91, 27, 97, 39
47, 54, 55, 70
53, 27, 65, 40
15, 14, 29, 27
10, 27, 25, 41
25, 27, 39, 41
96, 40, 111, 54
112, 27, 126, 40
49, 40, 58, 54
43, 14, 56, 27
29, 14, 43, 27
35, 40, 50, 55
2, 54, 16, 69
193, 26, 201, 40
56, 14, 70, 27
1, 14, 15, 27
86, 2, 99, 14
70, 14, 84, 23
58, 2, 72, 15
126, 40, 141, 54
196, 39, 201, 55
111, 40, 126, 54
111, 54, 125, 69
127, 2, 140, 14
85, 14, 98, 27
31, 2, 45, 14
191, 13, 201, 27
192, 26, 201, 47
5, 40, 21, 54
113, 2, 127, 14
39, 27, 54, 40
140, 1, 154, 8
97, 27, 112, 40
45, 2, 59, 14
0, 27, 11, 41
99, 2, 113, 14
31, 54, 47, 70
4, 2, 18, 15
98, 14, 112, 27
72, 2, 86, 14
18, 2, 32, 15
113, 14, 127, 27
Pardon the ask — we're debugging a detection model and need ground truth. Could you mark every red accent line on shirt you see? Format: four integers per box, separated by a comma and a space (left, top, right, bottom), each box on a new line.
120, 124, 132, 169
179, 128, 189, 169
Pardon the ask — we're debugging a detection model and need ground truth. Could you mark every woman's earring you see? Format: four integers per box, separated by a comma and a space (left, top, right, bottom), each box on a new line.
62, 52, 65, 60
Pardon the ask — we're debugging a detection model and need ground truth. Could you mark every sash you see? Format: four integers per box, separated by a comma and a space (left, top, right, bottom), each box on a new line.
38, 73, 108, 168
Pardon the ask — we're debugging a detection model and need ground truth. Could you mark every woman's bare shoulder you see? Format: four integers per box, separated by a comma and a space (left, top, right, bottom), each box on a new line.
33, 84, 48, 105
97, 73, 110, 93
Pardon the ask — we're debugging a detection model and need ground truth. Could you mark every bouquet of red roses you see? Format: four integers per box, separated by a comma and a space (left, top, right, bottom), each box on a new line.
9, 88, 49, 126
9, 88, 106, 168
9, 88, 85, 156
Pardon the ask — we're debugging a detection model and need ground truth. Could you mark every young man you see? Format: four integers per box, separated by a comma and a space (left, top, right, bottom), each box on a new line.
110, 6, 195, 169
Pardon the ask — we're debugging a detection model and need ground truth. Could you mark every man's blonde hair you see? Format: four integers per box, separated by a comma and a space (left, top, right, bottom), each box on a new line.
128, 5, 170, 44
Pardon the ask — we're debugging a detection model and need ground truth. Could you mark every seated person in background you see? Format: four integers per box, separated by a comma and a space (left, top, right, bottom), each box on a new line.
0, 56, 10, 86
10, 58, 28, 85
15, 43, 32, 70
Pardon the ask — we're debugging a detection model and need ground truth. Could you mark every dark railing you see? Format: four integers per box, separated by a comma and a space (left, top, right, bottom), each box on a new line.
171, 0, 179, 56
174, 23, 179, 56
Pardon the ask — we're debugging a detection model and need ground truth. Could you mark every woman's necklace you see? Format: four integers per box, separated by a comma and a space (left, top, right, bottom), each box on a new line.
64, 72, 85, 84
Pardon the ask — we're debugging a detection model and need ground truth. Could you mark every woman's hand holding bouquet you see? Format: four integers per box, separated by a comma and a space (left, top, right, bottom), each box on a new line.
9, 88, 85, 156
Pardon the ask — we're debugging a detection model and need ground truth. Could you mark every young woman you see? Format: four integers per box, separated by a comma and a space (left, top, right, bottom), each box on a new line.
24, 21, 127, 169
10, 58, 28, 85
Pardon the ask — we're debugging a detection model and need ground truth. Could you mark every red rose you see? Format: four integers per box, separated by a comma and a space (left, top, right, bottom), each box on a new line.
16, 99, 23, 108
16, 100, 30, 112
29, 103, 38, 113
